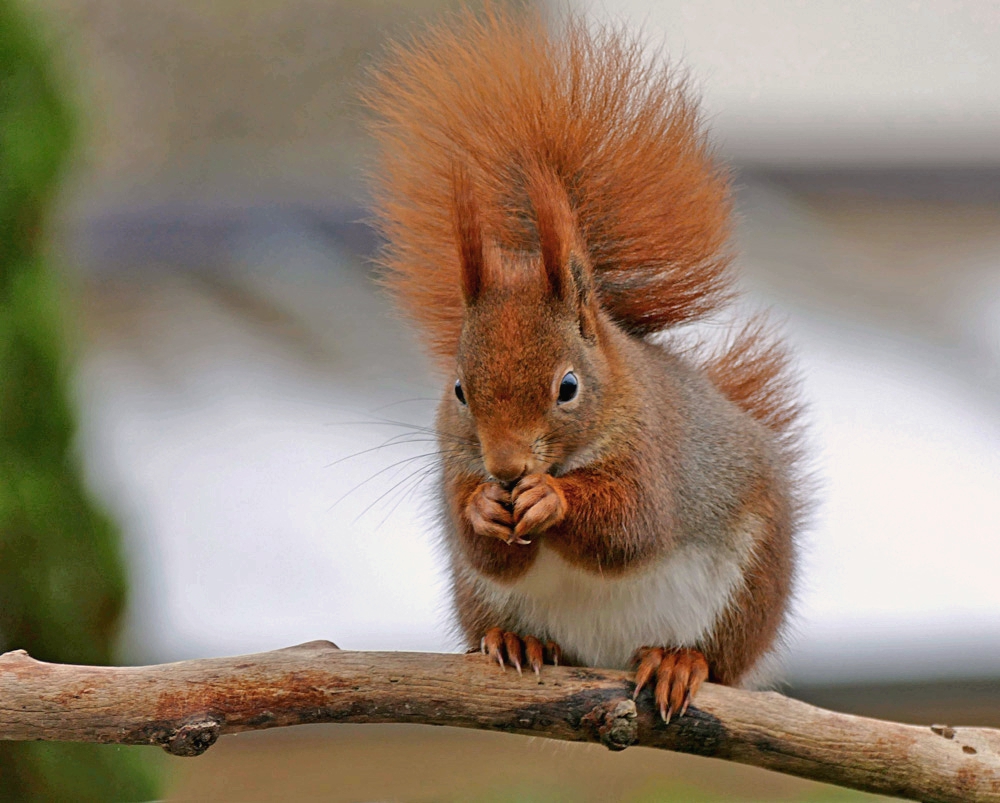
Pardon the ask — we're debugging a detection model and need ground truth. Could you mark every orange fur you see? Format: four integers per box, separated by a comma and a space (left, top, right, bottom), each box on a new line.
365, 5, 808, 695
363, 5, 732, 367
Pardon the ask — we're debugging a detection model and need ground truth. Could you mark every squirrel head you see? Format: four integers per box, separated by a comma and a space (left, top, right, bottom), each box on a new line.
443, 165, 616, 486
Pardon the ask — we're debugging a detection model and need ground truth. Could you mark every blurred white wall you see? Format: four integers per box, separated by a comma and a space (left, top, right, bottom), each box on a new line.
734, 181, 1000, 682
579, 0, 1000, 166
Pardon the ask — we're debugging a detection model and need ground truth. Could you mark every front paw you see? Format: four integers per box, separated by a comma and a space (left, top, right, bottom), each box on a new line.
511, 474, 567, 541
465, 482, 516, 543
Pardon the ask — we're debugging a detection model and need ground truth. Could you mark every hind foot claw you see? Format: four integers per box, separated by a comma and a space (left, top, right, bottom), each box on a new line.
632, 647, 709, 723
481, 627, 562, 679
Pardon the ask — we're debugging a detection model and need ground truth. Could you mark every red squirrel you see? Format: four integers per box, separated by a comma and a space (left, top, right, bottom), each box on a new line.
364, 6, 805, 719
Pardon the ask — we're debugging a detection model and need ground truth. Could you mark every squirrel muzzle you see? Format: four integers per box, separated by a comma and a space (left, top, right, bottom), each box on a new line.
480, 434, 544, 486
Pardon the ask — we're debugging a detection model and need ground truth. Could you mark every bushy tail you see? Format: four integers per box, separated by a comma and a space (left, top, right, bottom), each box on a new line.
363, 5, 733, 366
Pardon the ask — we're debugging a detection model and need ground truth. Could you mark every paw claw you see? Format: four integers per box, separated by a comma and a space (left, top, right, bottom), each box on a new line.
635, 647, 708, 723
503, 631, 524, 676
679, 692, 692, 718
479, 630, 563, 680
483, 627, 505, 669
633, 647, 663, 699
525, 636, 544, 680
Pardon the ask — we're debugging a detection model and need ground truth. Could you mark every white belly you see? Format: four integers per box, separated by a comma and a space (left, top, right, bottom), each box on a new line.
474, 530, 756, 670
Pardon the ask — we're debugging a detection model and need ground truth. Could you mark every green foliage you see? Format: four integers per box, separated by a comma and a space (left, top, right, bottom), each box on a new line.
0, 256, 128, 665
0, 744, 161, 803
0, 1, 160, 799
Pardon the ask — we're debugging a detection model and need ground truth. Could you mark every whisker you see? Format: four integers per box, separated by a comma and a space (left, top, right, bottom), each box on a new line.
359, 419, 473, 447
373, 463, 440, 530
323, 433, 443, 468
318, 405, 480, 523
323, 416, 475, 448
370, 397, 440, 412
324, 439, 429, 468
353, 462, 440, 524
328, 451, 450, 510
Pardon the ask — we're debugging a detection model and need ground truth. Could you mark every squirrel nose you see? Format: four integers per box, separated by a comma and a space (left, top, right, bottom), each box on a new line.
482, 443, 531, 486
484, 456, 528, 486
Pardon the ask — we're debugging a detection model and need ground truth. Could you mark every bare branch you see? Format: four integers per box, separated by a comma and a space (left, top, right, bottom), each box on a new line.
1, 642, 997, 802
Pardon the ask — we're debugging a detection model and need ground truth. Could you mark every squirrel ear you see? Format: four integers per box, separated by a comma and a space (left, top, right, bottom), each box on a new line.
452, 164, 485, 303
535, 194, 570, 302
531, 166, 597, 339
568, 252, 597, 341
531, 165, 572, 302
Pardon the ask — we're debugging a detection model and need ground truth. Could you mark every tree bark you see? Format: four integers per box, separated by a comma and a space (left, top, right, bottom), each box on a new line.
1, 641, 997, 802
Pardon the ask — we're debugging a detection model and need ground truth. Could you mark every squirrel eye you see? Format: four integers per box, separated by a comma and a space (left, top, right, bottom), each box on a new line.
454, 379, 467, 405
557, 371, 579, 404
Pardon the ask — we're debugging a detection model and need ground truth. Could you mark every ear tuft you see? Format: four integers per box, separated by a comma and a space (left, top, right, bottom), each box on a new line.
527, 163, 574, 302
453, 164, 485, 303
528, 163, 596, 338
569, 253, 597, 341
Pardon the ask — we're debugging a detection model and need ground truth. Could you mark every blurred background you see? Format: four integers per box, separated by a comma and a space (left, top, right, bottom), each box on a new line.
3, 0, 998, 800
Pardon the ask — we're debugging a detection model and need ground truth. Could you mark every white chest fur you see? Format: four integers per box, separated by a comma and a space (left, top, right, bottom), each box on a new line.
474, 524, 758, 670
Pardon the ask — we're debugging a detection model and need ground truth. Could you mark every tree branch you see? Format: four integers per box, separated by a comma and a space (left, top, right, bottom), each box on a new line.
1, 641, 997, 802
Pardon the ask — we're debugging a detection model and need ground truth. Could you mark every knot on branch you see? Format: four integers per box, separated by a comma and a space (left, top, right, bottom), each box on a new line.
163, 718, 221, 757
582, 698, 637, 752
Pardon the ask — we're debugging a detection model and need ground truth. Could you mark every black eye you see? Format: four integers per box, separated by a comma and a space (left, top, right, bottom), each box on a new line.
557, 371, 578, 404
454, 379, 467, 405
